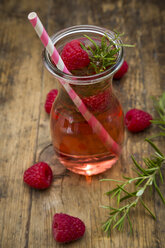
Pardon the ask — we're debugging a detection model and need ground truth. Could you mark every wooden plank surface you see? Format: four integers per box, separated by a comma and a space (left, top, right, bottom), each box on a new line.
0, 0, 164, 247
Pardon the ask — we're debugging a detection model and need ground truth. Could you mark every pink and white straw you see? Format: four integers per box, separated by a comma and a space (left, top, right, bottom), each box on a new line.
28, 12, 121, 156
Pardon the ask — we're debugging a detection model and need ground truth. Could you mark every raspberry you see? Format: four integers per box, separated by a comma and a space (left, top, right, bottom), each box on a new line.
82, 90, 110, 112
113, 60, 128, 79
52, 213, 85, 243
61, 40, 90, 71
125, 109, 152, 133
23, 162, 53, 189
45, 89, 58, 114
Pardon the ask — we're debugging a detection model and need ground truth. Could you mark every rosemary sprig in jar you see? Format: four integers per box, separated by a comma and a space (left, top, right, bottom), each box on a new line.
80, 30, 135, 74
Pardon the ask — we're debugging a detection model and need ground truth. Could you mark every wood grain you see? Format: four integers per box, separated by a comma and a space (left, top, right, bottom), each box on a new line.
0, 0, 164, 247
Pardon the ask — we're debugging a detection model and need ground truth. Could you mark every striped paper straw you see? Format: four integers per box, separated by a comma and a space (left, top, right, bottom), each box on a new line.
28, 12, 121, 156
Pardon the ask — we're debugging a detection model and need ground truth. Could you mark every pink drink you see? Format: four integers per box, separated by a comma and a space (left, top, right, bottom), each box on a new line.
50, 94, 124, 175
44, 25, 125, 175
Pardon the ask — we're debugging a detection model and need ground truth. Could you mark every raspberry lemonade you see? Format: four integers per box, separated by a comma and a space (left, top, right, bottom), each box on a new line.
43, 25, 125, 176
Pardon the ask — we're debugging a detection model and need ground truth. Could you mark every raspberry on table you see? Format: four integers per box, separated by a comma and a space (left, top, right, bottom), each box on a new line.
125, 108, 152, 133
113, 60, 128, 79
52, 213, 85, 243
23, 162, 53, 189
45, 89, 58, 114
61, 39, 90, 71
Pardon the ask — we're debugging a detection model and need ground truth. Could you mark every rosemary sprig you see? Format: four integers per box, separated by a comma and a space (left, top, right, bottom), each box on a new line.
80, 31, 134, 73
101, 92, 165, 234
149, 92, 165, 138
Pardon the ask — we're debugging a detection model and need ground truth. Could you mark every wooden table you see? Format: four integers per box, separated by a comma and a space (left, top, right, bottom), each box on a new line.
0, 0, 164, 247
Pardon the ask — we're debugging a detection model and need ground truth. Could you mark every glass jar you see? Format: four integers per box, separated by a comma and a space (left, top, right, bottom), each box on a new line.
43, 25, 124, 176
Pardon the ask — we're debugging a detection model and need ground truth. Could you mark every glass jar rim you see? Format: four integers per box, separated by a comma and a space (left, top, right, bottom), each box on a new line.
43, 25, 124, 85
